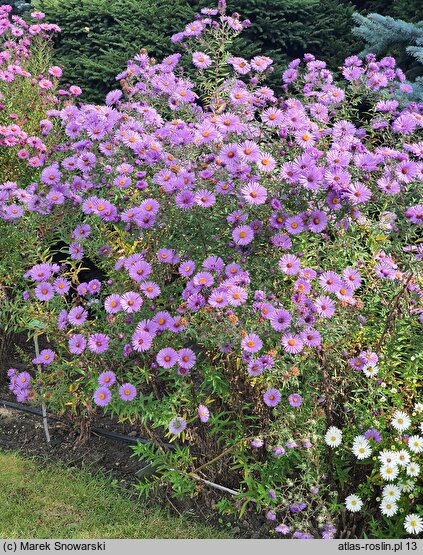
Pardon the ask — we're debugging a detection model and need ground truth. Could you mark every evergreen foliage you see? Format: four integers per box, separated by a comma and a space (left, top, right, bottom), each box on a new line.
348, 0, 422, 24
34, 0, 357, 103
353, 13, 423, 100
227, 0, 357, 79
33, 0, 200, 103
0, 0, 31, 12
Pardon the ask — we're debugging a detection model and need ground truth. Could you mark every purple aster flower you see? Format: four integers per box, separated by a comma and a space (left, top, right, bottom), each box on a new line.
232, 225, 254, 246
140, 281, 161, 299
153, 311, 171, 330
192, 51, 212, 69
208, 289, 229, 308
195, 189, 216, 208
175, 190, 195, 210
128, 260, 152, 282
301, 328, 321, 347
34, 282, 54, 301
131, 330, 153, 352
68, 334, 87, 355
157, 248, 178, 264
275, 524, 290, 535
279, 254, 301, 275
104, 294, 121, 314
57, 309, 68, 330
288, 393, 303, 407
179, 260, 196, 277
308, 210, 328, 233
120, 291, 143, 313
77, 283, 89, 296
241, 333, 263, 353
286, 440, 297, 448
72, 224, 91, 240
335, 284, 354, 302
364, 428, 382, 442
281, 333, 304, 354
349, 357, 365, 371
319, 271, 341, 293
68, 306, 88, 326
361, 350, 378, 367
226, 286, 248, 306
225, 263, 242, 277
198, 405, 210, 422
35, 349, 55, 365
285, 215, 306, 235
193, 272, 214, 287
406, 205, 423, 224
54, 277, 70, 295
202, 256, 224, 273
269, 308, 292, 331
168, 417, 187, 435
314, 296, 336, 318
88, 333, 109, 354
257, 152, 276, 172
94, 386, 112, 407
16, 371, 31, 388
263, 388, 281, 407
178, 348, 196, 369
273, 446, 285, 457
343, 267, 361, 290
240, 182, 267, 205
251, 438, 264, 448
346, 182, 372, 204
98, 371, 116, 387
87, 279, 101, 294
119, 383, 137, 401
157, 347, 178, 369
247, 359, 264, 377
26, 263, 54, 282
69, 242, 84, 260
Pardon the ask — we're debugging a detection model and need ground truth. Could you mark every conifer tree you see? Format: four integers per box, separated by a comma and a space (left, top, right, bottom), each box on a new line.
353, 13, 423, 100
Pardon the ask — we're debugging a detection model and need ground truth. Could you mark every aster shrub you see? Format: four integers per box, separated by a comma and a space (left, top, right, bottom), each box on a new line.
1, 1, 422, 539
0, 4, 80, 359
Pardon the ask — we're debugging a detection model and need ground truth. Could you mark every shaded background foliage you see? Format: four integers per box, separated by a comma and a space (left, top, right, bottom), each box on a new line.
30, 0, 422, 103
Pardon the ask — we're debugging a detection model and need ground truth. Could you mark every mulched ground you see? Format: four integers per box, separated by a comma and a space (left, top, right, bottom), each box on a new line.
0, 339, 269, 538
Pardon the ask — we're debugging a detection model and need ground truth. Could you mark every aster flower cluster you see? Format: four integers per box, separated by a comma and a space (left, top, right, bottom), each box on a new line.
7, 367, 32, 402
326, 402, 422, 535
1, 2, 422, 540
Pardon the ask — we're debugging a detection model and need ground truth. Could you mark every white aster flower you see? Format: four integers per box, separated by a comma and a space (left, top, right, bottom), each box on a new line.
382, 484, 401, 502
408, 435, 423, 454
399, 479, 415, 493
345, 494, 363, 513
391, 410, 411, 432
406, 462, 420, 477
379, 499, 398, 517
325, 426, 342, 448
378, 450, 399, 466
397, 449, 410, 467
363, 365, 379, 378
414, 402, 423, 413
380, 464, 399, 481
404, 513, 423, 535
352, 435, 372, 459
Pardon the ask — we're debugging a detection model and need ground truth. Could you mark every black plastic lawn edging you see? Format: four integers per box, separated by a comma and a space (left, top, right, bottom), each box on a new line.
0, 398, 175, 449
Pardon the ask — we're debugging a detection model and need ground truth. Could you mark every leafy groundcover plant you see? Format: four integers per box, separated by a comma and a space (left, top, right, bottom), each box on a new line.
1, 1, 422, 539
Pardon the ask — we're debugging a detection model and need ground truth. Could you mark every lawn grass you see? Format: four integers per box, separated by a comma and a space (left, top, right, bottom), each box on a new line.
0, 451, 232, 539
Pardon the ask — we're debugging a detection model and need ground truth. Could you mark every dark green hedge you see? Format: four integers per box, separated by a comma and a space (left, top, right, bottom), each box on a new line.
32, 0, 418, 103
